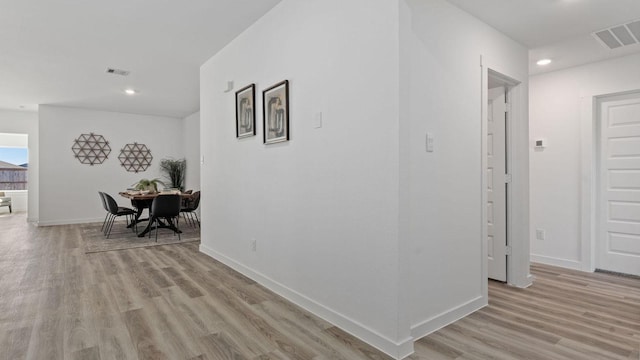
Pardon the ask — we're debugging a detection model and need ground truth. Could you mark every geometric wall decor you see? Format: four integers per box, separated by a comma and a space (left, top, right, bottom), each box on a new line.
71, 133, 111, 166
118, 142, 153, 173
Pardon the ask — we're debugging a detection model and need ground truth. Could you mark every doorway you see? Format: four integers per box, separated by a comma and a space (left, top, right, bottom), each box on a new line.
485, 70, 519, 282
595, 91, 640, 276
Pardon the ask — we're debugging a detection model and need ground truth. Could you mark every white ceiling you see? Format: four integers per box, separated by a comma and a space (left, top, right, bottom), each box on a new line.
0, 0, 282, 117
3, 1, 640, 117
446, 0, 640, 75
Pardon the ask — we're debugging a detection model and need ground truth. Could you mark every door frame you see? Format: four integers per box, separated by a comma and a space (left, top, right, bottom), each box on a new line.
480, 57, 532, 298
590, 89, 640, 272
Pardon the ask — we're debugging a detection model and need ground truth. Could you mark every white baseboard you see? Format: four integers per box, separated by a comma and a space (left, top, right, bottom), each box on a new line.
37, 217, 104, 226
199, 244, 414, 359
410, 295, 485, 341
530, 254, 583, 271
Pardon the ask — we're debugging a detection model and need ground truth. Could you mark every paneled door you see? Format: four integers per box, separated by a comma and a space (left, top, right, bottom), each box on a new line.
487, 87, 507, 281
598, 92, 640, 276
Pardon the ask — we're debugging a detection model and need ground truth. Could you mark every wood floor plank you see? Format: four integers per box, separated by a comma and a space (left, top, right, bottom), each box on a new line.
0, 326, 32, 360
123, 308, 170, 360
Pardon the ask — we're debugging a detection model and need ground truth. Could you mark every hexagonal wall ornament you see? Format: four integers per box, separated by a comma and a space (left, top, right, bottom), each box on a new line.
118, 142, 153, 173
72, 133, 111, 166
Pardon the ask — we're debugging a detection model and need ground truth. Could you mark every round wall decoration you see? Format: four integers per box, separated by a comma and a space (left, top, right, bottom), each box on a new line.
118, 142, 153, 173
72, 133, 111, 165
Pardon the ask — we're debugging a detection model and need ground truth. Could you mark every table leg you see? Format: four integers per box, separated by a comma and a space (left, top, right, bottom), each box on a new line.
137, 216, 156, 237
128, 199, 152, 228
137, 217, 182, 237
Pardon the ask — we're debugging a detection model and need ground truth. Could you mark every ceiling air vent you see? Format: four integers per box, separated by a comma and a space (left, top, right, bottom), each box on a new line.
593, 19, 640, 49
105, 68, 130, 76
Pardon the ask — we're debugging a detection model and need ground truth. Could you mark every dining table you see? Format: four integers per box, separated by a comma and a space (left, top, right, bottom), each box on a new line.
119, 191, 192, 237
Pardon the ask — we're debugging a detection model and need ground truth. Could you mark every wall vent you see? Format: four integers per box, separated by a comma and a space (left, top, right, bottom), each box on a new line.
593, 19, 640, 49
105, 68, 130, 76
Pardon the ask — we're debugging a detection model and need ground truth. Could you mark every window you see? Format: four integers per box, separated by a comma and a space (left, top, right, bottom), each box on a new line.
0, 147, 28, 190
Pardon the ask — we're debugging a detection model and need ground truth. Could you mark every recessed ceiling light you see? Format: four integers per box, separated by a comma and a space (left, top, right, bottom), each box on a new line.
536, 59, 552, 66
125, 89, 137, 95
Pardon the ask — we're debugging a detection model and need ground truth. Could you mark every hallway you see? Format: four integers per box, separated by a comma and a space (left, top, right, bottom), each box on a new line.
1, 213, 638, 359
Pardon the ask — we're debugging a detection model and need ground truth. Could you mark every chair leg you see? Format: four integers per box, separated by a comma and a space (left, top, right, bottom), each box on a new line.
193, 212, 200, 228
101, 212, 109, 232
106, 214, 115, 238
104, 213, 112, 236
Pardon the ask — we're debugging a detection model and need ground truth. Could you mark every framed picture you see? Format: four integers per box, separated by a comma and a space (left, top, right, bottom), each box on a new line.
236, 84, 256, 138
263, 80, 289, 144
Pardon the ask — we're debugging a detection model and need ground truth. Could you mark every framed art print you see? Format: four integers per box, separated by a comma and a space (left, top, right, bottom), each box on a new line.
263, 80, 289, 144
236, 84, 256, 138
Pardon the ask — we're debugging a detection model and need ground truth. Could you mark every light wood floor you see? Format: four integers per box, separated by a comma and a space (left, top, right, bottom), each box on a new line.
1, 213, 639, 359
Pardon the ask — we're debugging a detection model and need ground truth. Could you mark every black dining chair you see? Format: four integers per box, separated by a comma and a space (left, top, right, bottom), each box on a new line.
180, 191, 200, 228
149, 194, 182, 241
102, 192, 137, 238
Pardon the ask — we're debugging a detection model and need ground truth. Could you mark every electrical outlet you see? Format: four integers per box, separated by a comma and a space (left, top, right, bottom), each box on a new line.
251, 238, 257, 252
536, 229, 545, 241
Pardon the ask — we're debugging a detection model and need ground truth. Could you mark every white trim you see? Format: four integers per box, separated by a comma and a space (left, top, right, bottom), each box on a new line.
199, 244, 414, 360
530, 255, 584, 271
410, 296, 485, 341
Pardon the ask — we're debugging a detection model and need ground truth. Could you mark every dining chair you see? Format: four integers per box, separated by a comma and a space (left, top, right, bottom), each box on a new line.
149, 194, 182, 241
103, 192, 137, 238
180, 191, 200, 228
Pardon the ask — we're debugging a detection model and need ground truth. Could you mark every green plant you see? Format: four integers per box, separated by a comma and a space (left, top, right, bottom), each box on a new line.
159, 158, 186, 191
132, 178, 164, 192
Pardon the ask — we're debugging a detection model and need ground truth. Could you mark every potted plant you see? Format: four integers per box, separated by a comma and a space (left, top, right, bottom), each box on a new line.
132, 178, 164, 193
159, 158, 186, 191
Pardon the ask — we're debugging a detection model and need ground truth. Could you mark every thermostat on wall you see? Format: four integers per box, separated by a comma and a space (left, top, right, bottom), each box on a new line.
535, 139, 547, 148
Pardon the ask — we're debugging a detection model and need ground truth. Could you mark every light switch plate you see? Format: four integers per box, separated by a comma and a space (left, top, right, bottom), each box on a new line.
426, 132, 434, 152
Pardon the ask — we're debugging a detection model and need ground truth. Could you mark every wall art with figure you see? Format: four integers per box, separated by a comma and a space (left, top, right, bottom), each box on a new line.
235, 84, 256, 138
262, 80, 289, 144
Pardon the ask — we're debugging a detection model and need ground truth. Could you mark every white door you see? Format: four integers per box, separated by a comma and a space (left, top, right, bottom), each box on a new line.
487, 87, 507, 281
598, 92, 640, 276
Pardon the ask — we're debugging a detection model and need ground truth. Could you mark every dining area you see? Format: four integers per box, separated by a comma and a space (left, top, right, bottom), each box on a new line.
98, 188, 200, 241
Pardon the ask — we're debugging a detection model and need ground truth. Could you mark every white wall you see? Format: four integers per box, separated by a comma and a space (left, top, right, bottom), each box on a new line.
0, 109, 39, 221
530, 53, 640, 270
182, 111, 200, 192
199, 0, 531, 357
200, 0, 406, 357
402, 0, 530, 339
38, 105, 184, 225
